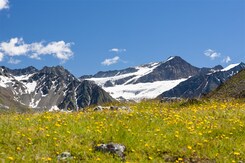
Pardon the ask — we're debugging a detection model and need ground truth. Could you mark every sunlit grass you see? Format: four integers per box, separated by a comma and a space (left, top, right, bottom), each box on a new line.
0, 99, 245, 162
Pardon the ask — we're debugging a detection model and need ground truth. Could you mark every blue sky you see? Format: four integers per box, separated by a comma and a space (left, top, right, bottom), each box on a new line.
0, 0, 244, 76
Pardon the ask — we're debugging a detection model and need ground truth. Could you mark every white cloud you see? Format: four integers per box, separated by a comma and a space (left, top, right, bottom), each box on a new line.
204, 49, 220, 60
30, 41, 74, 61
222, 56, 231, 63
0, 52, 4, 61
0, 38, 74, 62
109, 48, 126, 53
8, 57, 21, 64
0, 38, 29, 56
101, 56, 120, 66
0, 0, 9, 10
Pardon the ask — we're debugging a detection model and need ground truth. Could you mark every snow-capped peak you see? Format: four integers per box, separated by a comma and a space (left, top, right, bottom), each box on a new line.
166, 56, 176, 61
221, 63, 240, 72
85, 56, 198, 101
0, 66, 114, 111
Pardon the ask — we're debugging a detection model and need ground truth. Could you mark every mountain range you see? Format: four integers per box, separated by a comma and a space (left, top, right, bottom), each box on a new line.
158, 62, 245, 99
83, 56, 245, 101
0, 56, 244, 111
0, 66, 114, 111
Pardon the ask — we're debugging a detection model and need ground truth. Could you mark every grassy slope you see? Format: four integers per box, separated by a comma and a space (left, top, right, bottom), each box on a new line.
207, 69, 245, 99
0, 100, 245, 162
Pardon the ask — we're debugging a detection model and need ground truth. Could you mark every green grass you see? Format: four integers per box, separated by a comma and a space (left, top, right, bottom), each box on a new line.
0, 100, 245, 162
207, 69, 245, 99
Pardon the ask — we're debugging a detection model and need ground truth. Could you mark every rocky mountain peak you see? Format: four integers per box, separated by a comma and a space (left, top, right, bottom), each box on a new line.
1, 66, 39, 76
17, 66, 38, 76
0, 66, 13, 77
165, 56, 194, 67
41, 66, 68, 75
166, 56, 181, 62
135, 56, 200, 82
213, 65, 223, 70
37, 66, 76, 82
0, 66, 7, 75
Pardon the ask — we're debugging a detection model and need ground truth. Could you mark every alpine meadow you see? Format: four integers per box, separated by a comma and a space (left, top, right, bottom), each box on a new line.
0, 100, 245, 162
0, 0, 245, 162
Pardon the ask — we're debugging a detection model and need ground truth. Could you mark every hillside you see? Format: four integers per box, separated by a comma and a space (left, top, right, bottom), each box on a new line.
207, 69, 245, 99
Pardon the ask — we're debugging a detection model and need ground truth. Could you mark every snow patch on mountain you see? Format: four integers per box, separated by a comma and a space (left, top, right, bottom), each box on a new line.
29, 98, 41, 108
221, 63, 240, 72
0, 75, 13, 88
87, 62, 161, 87
25, 81, 37, 94
103, 78, 187, 101
15, 74, 35, 81
86, 61, 178, 100
166, 56, 175, 61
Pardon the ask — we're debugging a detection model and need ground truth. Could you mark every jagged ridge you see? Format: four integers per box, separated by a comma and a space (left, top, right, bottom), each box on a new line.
0, 66, 115, 111
158, 63, 245, 99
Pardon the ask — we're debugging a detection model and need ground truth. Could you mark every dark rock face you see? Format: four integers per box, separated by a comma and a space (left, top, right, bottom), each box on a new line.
199, 65, 223, 74
0, 66, 115, 111
59, 80, 115, 110
80, 75, 93, 80
80, 67, 139, 86
158, 63, 245, 99
93, 67, 138, 78
0, 67, 13, 77
1, 66, 38, 76
80, 67, 138, 79
135, 56, 200, 83
213, 65, 224, 70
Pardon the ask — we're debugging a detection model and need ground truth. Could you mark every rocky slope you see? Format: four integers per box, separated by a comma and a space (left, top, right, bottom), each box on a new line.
158, 63, 245, 99
0, 66, 114, 111
206, 69, 245, 99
